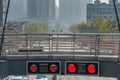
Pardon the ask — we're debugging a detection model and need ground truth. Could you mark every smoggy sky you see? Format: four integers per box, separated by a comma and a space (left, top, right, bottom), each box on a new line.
55, 0, 109, 8
101, 0, 109, 3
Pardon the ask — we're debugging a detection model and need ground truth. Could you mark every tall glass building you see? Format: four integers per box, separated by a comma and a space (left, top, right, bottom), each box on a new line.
0, 0, 6, 27
58, 0, 93, 27
0, 0, 3, 27
27, 0, 55, 23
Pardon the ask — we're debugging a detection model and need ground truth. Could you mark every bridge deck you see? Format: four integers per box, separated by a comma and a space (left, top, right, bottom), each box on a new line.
2, 52, 119, 62
0, 33, 120, 61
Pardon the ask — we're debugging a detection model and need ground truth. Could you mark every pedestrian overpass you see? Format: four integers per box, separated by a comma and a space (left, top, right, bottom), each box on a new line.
0, 33, 120, 79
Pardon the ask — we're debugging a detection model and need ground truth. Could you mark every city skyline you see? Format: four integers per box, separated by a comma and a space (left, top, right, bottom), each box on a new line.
6, 0, 120, 21
87, 0, 120, 22
1, 0, 120, 33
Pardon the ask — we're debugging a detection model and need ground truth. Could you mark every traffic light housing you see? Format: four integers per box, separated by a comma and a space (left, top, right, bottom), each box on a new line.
27, 61, 61, 74
65, 61, 99, 75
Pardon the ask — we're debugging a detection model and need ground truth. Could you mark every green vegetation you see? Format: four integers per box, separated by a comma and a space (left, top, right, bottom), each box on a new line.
69, 17, 119, 33
22, 23, 50, 34
69, 23, 92, 33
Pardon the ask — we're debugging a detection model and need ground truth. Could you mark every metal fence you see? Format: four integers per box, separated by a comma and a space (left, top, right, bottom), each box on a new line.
1, 33, 120, 56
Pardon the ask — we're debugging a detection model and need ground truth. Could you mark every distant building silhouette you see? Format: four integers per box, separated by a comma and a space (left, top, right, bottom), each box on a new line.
0, 0, 3, 27
8, 0, 26, 21
27, 0, 36, 19
87, 0, 120, 22
58, 0, 92, 27
109, 0, 118, 4
0, 0, 6, 27
27, 0, 55, 23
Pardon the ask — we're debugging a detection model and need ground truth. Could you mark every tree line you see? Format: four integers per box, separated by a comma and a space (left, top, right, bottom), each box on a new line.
22, 23, 50, 34
69, 17, 119, 33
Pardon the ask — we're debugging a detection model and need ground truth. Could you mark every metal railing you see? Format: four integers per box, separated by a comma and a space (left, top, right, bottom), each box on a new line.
1, 33, 120, 56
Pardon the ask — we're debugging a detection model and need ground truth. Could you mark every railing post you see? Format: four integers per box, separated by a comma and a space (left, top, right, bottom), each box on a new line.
49, 34, 52, 52
118, 40, 120, 61
56, 34, 58, 52
73, 34, 76, 52
95, 35, 100, 59
25, 34, 28, 55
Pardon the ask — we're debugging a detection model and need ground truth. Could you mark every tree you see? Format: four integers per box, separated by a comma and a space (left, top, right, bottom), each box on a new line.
22, 23, 50, 49
69, 23, 91, 33
92, 17, 119, 33
69, 23, 80, 33
22, 23, 50, 34
69, 16, 119, 33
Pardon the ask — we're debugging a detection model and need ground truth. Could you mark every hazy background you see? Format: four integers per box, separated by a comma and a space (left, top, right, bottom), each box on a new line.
7, 0, 110, 20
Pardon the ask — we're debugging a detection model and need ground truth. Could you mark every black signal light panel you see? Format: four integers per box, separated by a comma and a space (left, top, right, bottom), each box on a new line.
65, 61, 99, 75
27, 61, 61, 74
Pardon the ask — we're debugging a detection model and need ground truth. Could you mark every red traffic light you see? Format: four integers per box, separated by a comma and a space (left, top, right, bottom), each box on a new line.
67, 64, 76, 73
50, 64, 58, 72
87, 64, 96, 74
65, 61, 98, 75
29, 64, 38, 73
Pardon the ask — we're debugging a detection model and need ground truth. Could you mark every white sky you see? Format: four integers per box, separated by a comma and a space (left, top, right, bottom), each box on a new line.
56, 0, 59, 7
55, 0, 109, 7
100, 0, 109, 3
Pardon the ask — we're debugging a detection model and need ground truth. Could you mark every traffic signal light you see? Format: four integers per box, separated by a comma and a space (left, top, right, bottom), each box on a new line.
27, 61, 61, 74
65, 61, 99, 75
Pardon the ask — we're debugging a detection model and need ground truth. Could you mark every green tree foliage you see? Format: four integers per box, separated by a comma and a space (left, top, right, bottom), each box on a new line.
69, 23, 91, 33
92, 17, 118, 33
22, 23, 50, 34
69, 17, 119, 33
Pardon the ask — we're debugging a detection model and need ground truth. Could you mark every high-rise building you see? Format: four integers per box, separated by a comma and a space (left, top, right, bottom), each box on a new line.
87, 0, 120, 22
49, 0, 55, 20
58, 0, 93, 27
8, 0, 26, 20
27, 0, 55, 23
0, 0, 3, 27
109, 0, 118, 4
0, 0, 6, 27
27, 0, 36, 19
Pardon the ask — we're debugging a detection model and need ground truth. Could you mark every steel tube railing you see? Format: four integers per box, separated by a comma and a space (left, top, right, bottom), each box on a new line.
0, 33, 120, 57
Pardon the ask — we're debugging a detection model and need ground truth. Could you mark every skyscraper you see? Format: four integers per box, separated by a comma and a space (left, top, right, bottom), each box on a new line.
27, 0, 55, 23
27, 0, 36, 19
8, 0, 26, 20
87, 0, 120, 22
0, 0, 3, 27
0, 0, 6, 27
109, 0, 118, 4
58, 0, 93, 27
49, 0, 55, 20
